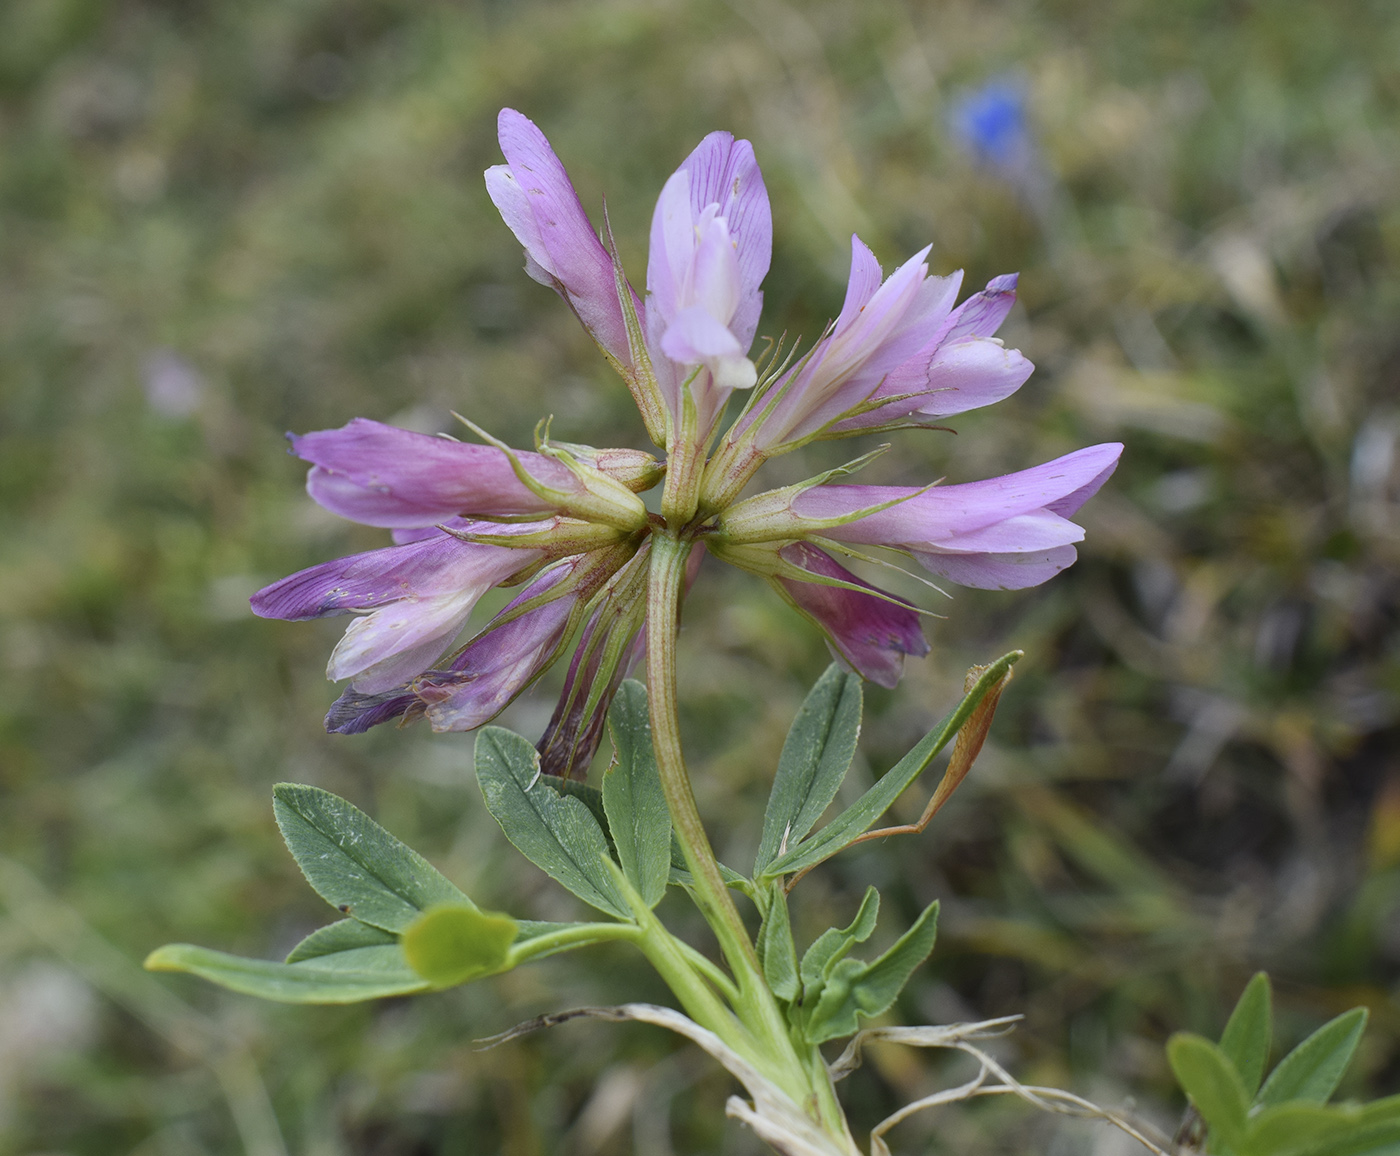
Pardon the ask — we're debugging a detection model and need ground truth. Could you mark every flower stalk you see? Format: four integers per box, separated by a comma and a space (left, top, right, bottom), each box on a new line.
645, 529, 856, 1146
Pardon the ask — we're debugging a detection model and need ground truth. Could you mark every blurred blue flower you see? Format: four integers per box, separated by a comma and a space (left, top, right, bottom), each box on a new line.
949, 78, 1032, 171
947, 76, 1067, 243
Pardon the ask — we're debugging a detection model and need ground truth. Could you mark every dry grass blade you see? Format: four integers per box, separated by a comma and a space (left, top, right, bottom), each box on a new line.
837, 1017, 1174, 1156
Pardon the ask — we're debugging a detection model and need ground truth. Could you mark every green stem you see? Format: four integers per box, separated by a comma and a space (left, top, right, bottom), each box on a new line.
645, 533, 759, 979
671, 937, 742, 1005
633, 909, 751, 1054
645, 531, 855, 1142
505, 922, 642, 967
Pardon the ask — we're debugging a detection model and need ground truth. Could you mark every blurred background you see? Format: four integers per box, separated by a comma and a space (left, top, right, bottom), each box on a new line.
1, 0, 1398, 1152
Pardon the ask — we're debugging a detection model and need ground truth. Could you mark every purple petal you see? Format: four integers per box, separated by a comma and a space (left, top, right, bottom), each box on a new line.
391, 525, 444, 545
930, 510, 1083, 553
798, 444, 1124, 547
912, 544, 1080, 590
674, 132, 771, 347
419, 570, 581, 732
938, 273, 1019, 344
647, 169, 694, 325
750, 240, 962, 446
335, 625, 463, 694
325, 684, 422, 734
646, 134, 771, 434
489, 110, 637, 366
251, 529, 542, 692
660, 305, 745, 364
812, 243, 936, 396
250, 533, 484, 621
320, 556, 595, 736
293, 419, 577, 527
834, 235, 885, 327
776, 544, 928, 688
836, 336, 1033, 430
913, 337, 1033, 418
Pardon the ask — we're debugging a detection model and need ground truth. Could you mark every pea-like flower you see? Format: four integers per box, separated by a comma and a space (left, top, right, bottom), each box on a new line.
252, 108, 1121, 777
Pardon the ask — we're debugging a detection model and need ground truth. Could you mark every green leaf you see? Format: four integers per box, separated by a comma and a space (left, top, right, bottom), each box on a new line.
145, 942, 429, 1003
1221, 971, 1273, 1098
799, 885, 880, 998
760, 655, 1019, 880
1360, 1096, 1400, 1126
602, 681, 671, 908
1260, 1007, 1369, 1106
668, 840, 754, 896
272, 784, 473, 933
401, 904, 518, 987
1167, 1033, 1250, 1151
285, 918, 395, 963
1324, 1112, 1400, 1156
548, 776, 611, 841
1243, 1095, 1400, 1156
756, 881, 799, 1001
475, 727, 629, 919
1245, 1102, 1358, 1156
754, 666, 862, 876
802, 900, 938, 1045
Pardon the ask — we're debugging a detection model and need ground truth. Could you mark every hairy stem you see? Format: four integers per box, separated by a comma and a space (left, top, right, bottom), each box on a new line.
645, 530, 855, 1142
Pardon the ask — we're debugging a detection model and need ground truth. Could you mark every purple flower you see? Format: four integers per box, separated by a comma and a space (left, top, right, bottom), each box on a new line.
703, 250, 1032, 509
251, 521, 547, 693
714, 444, 1122, 593
737, 238, 958, 450
488, 110, 772, 447
948, 77, 1059, 232
828, 273, 1029, 432
324, 550, 628, 736
293, 419, 580, 526
486, 110, 640, 377
292, 418, 659, 530
734, 541, 929, 688
645, 131, 772, 436
255, 110, 1122, 778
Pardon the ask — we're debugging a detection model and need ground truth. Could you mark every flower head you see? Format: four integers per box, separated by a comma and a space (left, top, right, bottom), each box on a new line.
253, 109, 1120, 777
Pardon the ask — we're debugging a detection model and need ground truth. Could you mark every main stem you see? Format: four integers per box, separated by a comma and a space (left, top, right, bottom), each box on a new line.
645, 532, 760, 982
645, 530, 854, 1144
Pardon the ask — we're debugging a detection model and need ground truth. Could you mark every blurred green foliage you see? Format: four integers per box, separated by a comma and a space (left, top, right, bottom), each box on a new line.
1, 0, 1398, 1152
